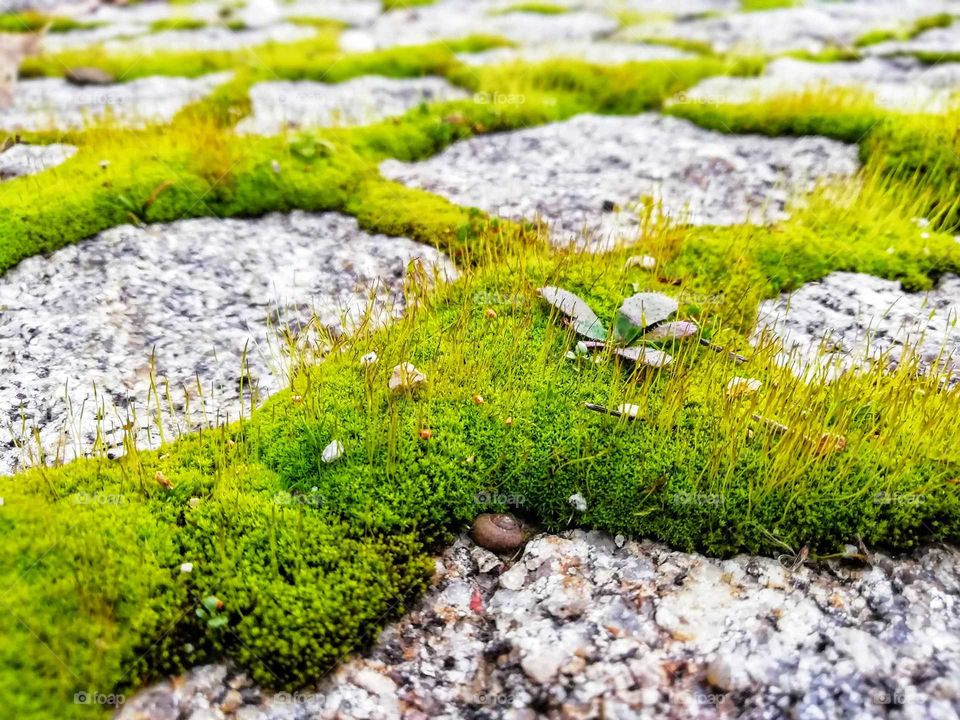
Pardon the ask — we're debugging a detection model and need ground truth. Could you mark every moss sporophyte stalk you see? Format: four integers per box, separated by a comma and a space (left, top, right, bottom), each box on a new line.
1, 28, 959, 719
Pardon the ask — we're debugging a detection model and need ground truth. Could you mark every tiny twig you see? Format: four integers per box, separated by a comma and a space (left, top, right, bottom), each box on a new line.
699, 337, 748, 364
751, 413, 789, 435
584, 402, 632, 419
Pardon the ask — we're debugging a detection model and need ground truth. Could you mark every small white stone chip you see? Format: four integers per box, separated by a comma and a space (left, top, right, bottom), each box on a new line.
322, 439, 344, 464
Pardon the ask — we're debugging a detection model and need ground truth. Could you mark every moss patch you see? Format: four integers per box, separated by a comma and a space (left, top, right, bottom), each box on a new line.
0, 11, 100, 33
493, 2, 570, 15
854, 12, 953, 48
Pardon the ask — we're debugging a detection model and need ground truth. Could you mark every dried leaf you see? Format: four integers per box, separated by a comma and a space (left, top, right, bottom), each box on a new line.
614, 345, 673, 368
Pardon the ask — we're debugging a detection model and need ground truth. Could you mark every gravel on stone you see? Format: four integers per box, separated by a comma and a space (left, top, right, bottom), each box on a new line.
456, 41, 694, 66
236, 76, 468, 134
0, 211, 453, 475
618, 1, 958, 54
0, 142, 76, 180
678, 56, 960, 114
756, 271, 960, 379
381, 113, 859, 249
118, 529, 960, 720
0, 73, 232, 131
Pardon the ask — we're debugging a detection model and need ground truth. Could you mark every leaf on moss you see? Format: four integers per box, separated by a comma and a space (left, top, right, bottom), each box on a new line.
614, 345, 672, 368
613, 292, 677, 344
538, 286, 607, 341
643, 320, 698, 341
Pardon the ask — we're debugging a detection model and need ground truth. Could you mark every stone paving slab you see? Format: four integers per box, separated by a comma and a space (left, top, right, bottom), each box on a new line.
757, 271, 960, 379
0, 72, 232, 131
118, 530, 960, 720
381, 112, 859, 249
678, 56, 960, 114
0, 211, 453, 475
0, 142, 76, 180
236, 76, 469, 134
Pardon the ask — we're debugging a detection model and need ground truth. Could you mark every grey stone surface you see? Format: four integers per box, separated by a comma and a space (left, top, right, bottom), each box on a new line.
381, 113, 859, 249
0, 142, 76, 180
118, 530, 960, 720
0, 73, 232, 131
756, 271, 960, 379
618, 1, 959, 54
678, 56, 960, 113
236, 76, 468, 134
0, 211, 453, 475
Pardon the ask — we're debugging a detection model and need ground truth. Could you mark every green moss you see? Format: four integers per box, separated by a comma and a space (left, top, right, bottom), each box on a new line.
854, 12, 953, 47
740, 0, 796, 11
148, 17, 208, 32
382, 0, 438, 9
630, 35, 716, 55
0, 11, 99, 32
493, 2, 569, 15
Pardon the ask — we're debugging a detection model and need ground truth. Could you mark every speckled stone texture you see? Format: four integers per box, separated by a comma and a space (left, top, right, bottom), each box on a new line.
0, 73, 232, 131
756, 271, 960, 379
0, 142, 76, 180
0, 212, 453, 475
118, 531, 960, 720
381, 113, 859, 249
678, 56, 960, 113
236, 76, 469, 134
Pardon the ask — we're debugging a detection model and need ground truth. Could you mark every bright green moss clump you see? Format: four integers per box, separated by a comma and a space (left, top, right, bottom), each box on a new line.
148, 17, 208, 32
740, 0, 796, 11
494, 2, 570, 15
